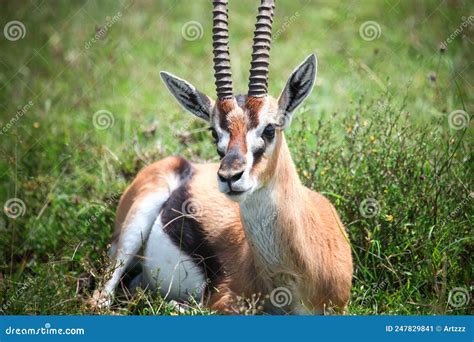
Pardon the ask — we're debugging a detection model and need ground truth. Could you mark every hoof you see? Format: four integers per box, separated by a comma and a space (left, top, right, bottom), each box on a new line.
88, 289, 112, 310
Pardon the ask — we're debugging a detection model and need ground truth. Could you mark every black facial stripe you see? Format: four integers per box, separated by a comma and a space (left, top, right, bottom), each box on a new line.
209, 127, 226, 158
160, 173, 223, 289
252, 145, 265, 166
209, 127, 219, 146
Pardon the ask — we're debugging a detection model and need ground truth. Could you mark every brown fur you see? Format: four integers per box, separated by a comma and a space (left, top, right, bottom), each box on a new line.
113, 141, 352, 314
112, 156, 188, 246
217, 98, 237, 131
245, 96, 263, 128
111, 97, 352, 314
266, 132, 352, 309
112, 159, 262, 312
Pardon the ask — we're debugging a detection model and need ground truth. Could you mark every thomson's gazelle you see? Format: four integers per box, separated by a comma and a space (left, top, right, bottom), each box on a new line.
91, 0, 353, 314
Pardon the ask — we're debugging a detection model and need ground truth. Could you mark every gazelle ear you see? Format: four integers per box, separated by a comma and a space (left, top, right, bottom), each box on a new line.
277, 54, 317, 128
160, 71, 214, 122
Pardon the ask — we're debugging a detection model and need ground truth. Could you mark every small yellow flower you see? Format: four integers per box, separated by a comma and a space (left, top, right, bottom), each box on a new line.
303, 170, 309, 178
33, 122, 40, 128
320, 170, 325, 176
370, 135, 376, 142
371, 149, 377, 153
384, 188, 388, 193
385, 214, 394, 222
363, 120, 368, 126
346, 126, 353, 134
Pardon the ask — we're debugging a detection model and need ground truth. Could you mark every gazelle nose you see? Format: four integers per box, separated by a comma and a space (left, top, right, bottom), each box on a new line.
218, 169, 244, 184
218, 145, 246, 185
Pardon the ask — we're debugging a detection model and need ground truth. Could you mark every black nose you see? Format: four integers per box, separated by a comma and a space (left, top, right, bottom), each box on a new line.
218, 147, 246, 185
218, 145, 246, 186
218, 170, 244, 184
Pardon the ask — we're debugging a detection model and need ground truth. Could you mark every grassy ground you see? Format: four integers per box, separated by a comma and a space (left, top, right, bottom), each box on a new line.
0, 0, 472, 315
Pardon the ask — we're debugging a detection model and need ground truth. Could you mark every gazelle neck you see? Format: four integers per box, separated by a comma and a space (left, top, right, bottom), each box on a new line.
240, 132, 306, 274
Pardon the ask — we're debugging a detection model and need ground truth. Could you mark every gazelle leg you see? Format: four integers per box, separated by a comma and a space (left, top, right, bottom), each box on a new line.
90, 191, 172, 309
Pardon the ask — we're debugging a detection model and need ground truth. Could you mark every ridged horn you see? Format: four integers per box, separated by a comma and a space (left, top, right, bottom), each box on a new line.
212, 0, 233, 99
248, 0, 275, 97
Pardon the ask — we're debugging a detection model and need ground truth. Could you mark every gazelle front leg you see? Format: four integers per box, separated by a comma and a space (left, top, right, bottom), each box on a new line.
90, 224, 148, 309
90, 191, 170, 309
91, 240, 142, 308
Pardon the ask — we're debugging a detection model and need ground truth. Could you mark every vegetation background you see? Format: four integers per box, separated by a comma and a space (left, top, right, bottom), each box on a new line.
0, 0, 472, 315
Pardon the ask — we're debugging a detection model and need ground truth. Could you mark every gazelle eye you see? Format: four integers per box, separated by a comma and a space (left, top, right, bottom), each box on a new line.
209, 127, 218, 142
217, 149, 225, 159
262, 124, 275, 140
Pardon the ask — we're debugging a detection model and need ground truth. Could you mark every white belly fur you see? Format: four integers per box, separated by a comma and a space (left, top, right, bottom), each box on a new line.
142, 215, 206, 302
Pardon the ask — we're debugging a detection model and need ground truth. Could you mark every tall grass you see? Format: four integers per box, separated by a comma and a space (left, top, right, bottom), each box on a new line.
0, 0, 472, 315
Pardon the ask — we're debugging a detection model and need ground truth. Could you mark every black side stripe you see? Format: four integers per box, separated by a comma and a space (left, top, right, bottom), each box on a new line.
160, 173, 223, 287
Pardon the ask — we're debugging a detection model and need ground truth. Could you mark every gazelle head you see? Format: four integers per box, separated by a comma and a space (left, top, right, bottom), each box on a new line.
161, 0, 316, 202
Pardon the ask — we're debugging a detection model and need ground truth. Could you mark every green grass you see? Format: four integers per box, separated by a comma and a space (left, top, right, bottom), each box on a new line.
0, 0, 472, 315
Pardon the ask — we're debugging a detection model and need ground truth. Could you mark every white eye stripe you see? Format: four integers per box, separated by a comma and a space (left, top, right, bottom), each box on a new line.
252, 138, 265, 153
212, 121, 273, 156
217, 132, 230, 152
210, 112, 230, 150
245, 130, 264, 153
